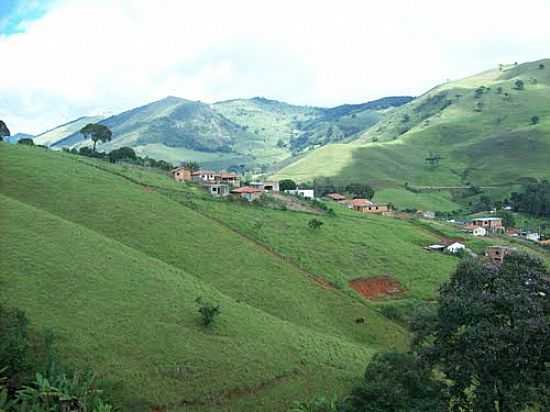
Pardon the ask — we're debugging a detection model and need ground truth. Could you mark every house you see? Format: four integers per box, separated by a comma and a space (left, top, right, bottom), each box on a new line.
422, 211, 436, 219
472, 227, 487, 237
327, 193, 347, 201
170, 167, 192, 182
285, 189, 315, 200
525, 232, 541, 242
470, 217, 504, 232
351, 199, 391, 214
425, 244, 447, 252
486, 245, 514, 265
446, 242, 465, 254
249, 181, 279, 192
231, 186, 264, 202
192, 170, 218, 183
206, 183, 230, 197
219, 172, 241, 187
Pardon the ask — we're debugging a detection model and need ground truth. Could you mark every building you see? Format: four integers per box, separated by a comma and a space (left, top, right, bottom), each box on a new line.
351, 199, 391, 214
525, 232, 541, 242
486, 245, 514, 265
472, 227, 487, 237
326, 193, 347, 201
206, 183, 230, 197
470, 217, 504, 232
285, 189, 315, 199
231, 186, 264, 202
170, 167, 192, 182
422, 211, 436, 219
192, 170, 218, 183
446, 242, 465, 254
218, 172, 241, 187
425, 244, 447, 252
249, 181, 279, 192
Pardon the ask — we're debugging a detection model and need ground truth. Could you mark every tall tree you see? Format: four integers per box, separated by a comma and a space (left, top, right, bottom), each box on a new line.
419, 255, 550, 412
0, 120, 10, 142
80, 123, 112, 152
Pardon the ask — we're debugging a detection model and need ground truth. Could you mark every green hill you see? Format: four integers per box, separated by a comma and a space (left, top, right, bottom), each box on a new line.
0, 143, 461, 410
274, 59, 550, 210
34, 115, 105, 146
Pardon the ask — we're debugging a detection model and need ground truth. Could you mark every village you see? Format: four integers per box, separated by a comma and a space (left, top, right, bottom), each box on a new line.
171, 165, 549, 267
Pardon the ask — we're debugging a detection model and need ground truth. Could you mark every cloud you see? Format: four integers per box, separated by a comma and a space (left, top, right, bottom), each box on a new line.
1, 0, 550, 134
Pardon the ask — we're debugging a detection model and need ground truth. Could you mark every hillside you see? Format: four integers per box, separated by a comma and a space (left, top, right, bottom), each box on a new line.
274, 59, 550, 210
34, 115, 105, 146
0, 143, 462, 411
5, 132, 33, 144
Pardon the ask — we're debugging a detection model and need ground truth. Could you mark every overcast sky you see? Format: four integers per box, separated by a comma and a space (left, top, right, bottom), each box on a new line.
1, 0, 550, 134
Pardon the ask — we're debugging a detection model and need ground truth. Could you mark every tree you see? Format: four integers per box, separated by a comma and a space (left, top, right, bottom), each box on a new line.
195, 297, 221, 327
0, 120, 10, 142
80, 123, 112, 152
17, 138, 34, 146
531, 115, 540, 125
308, 218, 323, 230
346, 352, 448, 412
279, 179, 297, 191
539, 63, 545, 70
276, 138, 285, 148
419, 255, 550, 411
108, 146, 136, 163
497, 210, 515, 228
0, 304, 30, 389
345, 182, 374, 199
513, 79, 525, 90
181, 160, 200, 172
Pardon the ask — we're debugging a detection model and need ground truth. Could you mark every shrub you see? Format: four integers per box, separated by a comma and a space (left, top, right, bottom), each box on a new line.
513, 79, 524, 90
279, 179, 297, 191
0, 304, 31, 388
17, 138, 34, 146
195, 297, 221, 327
531, 115, 540, 125
308, 219, 323, 230
539, 63, 545, 70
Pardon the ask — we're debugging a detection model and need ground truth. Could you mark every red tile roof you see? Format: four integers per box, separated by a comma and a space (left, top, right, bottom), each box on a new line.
351, 198, 374, 207
231, 186, 264, 194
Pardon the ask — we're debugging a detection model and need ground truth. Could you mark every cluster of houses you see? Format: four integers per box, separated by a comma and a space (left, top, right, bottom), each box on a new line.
425, 240, 516, 266
326, 193, 391, 214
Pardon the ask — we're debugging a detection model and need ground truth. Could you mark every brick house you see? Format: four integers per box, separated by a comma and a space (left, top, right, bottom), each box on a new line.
352, 199, 390, 214
250, 181, 279, 192
170, 167, 192, 182
206, 183, 231, 197
485, 245, 514, 265
470, 217, 504, 232
230, 186, 264, 202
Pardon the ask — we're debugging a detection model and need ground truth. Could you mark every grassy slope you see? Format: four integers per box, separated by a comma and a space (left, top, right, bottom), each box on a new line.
274, 59, 550, 210
34, 115, 105, 146
1, 144, 415, 411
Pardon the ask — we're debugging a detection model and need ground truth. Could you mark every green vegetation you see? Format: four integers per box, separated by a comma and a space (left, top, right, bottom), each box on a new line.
510, 179, 550, 217
195, 297, 221, 328
33, 115, 105, 147
1, 144, 421, 411
0, 120, 10, 141
275, 59, 550, 212
80, 123, 112, 152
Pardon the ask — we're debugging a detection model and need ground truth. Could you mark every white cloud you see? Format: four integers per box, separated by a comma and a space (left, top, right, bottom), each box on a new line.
1, 0, 550, 134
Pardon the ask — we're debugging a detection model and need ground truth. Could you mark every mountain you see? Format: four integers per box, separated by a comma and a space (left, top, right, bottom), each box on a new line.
34, 115, 105, 146
47, 95, 411, 170
274, 59, 550, 210
5, 132, 33, 144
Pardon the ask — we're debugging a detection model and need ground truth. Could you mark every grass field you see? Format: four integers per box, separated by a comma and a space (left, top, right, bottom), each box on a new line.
0, 144, 465, 411
274, 59, 550, 211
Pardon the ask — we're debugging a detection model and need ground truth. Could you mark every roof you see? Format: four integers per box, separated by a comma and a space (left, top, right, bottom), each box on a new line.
231, 186, 264, 194
472, 217, 502, 221
352, 198, 374, 207
220, 172, 239, 178
171, 166, 189, 173
327, 193, 346, 201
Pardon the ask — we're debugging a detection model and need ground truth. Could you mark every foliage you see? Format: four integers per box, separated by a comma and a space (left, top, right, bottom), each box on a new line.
514, 79, 525, 90
344, 183, 374, 199
80, 123, 112, 152
289, 396, 344, 412
0, 304, 31, 388
418, 255, 550, 411
108, 146, 136, 163
539, 63, 545, 70
181, 160, 200, 172
17, 138, 34, 146
279, 179, 297, 191
308, 218, 323, 230
497, 210, 516, 227
510, 179, 550, 217
195, 297, 221, 327
345, 352, 448, 412
0, 120, 10, 141
531, 115, 540, 125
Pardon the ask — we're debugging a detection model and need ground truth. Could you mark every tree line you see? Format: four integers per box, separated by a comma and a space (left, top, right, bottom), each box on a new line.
510, 179, 550, 217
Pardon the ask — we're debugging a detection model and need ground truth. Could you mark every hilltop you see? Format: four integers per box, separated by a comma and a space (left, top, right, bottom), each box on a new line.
36, 95, 410, 170
0, 143, 463, 411
274, 59, 550, 210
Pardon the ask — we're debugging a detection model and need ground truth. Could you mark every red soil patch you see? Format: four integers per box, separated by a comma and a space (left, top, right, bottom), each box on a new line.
349, 276, 404, 299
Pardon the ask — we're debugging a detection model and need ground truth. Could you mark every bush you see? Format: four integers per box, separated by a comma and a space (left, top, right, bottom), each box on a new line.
539, 63, 545, 70
513, 79, 524, 90
531, 115, 540, 125
308, 219, 323, 230
0, 304, 30, 388
195, 297, 221, 327
108, 146, 137, 163
17, 138, 34, 146
279, 179, 297, 191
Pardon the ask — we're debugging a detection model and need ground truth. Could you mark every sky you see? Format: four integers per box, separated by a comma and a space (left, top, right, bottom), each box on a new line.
1, 0, 550, 134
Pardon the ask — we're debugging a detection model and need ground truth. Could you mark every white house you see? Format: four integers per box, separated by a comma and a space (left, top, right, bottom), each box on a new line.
472, 227, 487, 237
285, 189, 315, 200
446, 242, 465, 254
526, 232, 540, 242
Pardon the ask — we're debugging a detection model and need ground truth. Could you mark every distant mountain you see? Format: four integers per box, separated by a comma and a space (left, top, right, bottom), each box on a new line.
34, 116, 105, 147
6, 132, 33, 144
47, 95, 408, 169
274, 58, 550, 209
